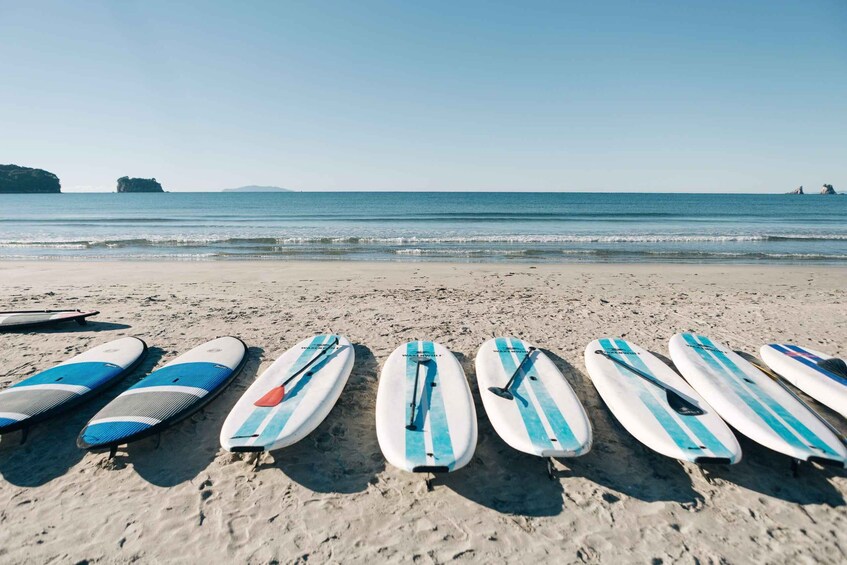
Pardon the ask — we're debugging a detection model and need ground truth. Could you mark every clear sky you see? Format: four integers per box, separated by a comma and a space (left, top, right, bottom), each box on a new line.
1, 1, 845, 192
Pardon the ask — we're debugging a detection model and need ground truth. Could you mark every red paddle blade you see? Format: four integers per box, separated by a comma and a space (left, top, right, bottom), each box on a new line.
254, 385, 285, 407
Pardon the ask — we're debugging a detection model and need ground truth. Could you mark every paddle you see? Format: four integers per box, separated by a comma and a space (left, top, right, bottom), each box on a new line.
407, 353, 433, 431
254, 336, 340, 407
489, 346, 537, 400
594, 349, 705, 416
818, 358, 847, 380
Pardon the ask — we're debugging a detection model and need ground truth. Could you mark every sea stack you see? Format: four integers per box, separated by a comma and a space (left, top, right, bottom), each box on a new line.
788, 186, 804, 195
0, 164, 61, 193
116, 176, 164, 193
820, 184, 837, 195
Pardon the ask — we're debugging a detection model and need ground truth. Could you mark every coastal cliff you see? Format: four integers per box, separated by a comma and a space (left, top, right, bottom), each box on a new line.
0, 164, 61, 193
117, 177, 164, 193
821, 184, 837, 195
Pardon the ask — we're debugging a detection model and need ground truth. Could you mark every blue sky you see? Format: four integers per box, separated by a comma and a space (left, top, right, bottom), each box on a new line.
1, 1, 845, 192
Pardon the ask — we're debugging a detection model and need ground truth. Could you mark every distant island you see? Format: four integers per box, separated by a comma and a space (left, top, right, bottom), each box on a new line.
786, 184, 839, 195
221, 185, 292, 193
0, 164, 61, 193
117, 176, 164, 193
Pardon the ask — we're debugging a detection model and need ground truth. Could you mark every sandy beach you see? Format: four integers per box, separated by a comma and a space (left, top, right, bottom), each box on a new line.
1, 260, 846, 564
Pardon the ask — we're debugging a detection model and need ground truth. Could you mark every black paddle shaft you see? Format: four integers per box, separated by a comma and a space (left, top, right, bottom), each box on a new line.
407, 357, 431, 430
489, 347, 537, 400
594, 349, 705, 416
280, 336, 339, 389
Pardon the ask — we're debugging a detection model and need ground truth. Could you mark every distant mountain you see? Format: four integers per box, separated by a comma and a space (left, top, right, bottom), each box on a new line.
221, 185, 292, 193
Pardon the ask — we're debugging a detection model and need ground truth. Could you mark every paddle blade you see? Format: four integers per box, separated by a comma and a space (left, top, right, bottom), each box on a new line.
818, 358, 847, 379
666, 390, 705, 416
254, 385, 285, 407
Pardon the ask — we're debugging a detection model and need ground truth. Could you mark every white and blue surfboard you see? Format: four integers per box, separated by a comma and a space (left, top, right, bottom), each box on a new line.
0, 337, 147, 436
78, 336, 247, 451
476, 337, 592, 458
585, 338, 741, 464
376, 341, 477, 473
761, 344, 847, 419
670, 333, 847, 467
220, 334, 354, 453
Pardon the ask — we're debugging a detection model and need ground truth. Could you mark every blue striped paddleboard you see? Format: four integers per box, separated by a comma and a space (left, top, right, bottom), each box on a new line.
77, 336, 247, 452
375, 341, 477, 474
0, 337, 147, 438
585, 338, 741, 464
670, 333, 847, 467
760, 344, 847, 419
220, 334, 354, 453
476, 337, 592, 459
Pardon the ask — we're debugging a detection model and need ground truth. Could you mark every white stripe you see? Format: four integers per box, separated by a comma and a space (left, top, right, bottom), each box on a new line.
120, 385, 208, 398
87, 416, 160, 427
0, 383, 89, 395
0, 411, 28, 422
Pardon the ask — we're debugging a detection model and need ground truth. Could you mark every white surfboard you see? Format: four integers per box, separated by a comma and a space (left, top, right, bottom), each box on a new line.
0, 337, 147, 435
669, 333, 847, 467
476, 337, 591, 458
760, 344, 847, 419
376, 341, 477, 473
220, 334, 354, 453
585, 338, 741, 464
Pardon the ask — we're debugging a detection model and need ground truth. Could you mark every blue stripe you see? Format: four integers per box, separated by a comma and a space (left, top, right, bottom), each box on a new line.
494, 338, 554, 452
0, 417, 19, 427
11, 361, 125, 390
612, 339, 733, 460
422, 341, 456, 468
232, 335, 328, 440
696, 335, 839, 458
510, 338, 581, 452
132, 362, 233, 392
80, 421, 152, 447
772, 344, 847, 386
404, 341, 427, 469
254, 336, 338, 445
599, 338, 702, 453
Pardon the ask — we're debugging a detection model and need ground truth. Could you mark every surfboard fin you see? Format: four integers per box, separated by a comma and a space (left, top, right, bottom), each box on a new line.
818, 358, 847, 379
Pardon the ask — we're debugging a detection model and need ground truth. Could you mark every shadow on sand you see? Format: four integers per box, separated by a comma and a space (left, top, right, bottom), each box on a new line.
2, 321, 133, 334
123, 346, 266, 487
262, 342, 385, 494
0, 346, 166, 487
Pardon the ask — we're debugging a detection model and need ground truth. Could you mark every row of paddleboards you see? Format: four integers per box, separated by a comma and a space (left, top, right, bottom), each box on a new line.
1, 333, 846, 475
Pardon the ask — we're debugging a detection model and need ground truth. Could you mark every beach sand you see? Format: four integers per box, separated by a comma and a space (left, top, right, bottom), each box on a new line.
1, 261, 846, 564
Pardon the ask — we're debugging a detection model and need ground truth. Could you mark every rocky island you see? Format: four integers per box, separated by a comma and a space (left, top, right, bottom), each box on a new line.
820, 184, 837, 195
788, 185, 804, 194
0, 164, 61, 193
117, 176, 164, 193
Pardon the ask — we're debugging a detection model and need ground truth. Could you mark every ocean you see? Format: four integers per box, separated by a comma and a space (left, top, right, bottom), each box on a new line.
1, 192, 845, 263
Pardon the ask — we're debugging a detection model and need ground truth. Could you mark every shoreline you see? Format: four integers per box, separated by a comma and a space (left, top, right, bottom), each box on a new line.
1, 261, 846, 562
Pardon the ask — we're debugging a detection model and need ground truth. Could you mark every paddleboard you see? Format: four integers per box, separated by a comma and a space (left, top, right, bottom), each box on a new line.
476, 337, 591, 458
0, 337, 147, 436
220, 334, 354, 453
669, 333, 847, 467
376, 341, 477, 473
78, 336, 247, 450
0, 309, 99, 330
585, 338, 741, 464
760, 344, 847, 419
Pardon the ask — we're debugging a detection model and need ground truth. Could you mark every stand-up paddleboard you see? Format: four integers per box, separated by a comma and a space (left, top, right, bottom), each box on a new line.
221, 334, 354, 453
760, 344, 847, 419
376, 341, 477, 474
476, 337, 591, 459
78, 336, 247, 452
585, 338, 741, 464
0, 337, 147, 438
670, 333, 847, 467
0, 309, 99, 330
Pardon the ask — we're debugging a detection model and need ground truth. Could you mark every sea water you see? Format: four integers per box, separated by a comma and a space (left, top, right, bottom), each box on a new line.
1, 192, 845, 263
